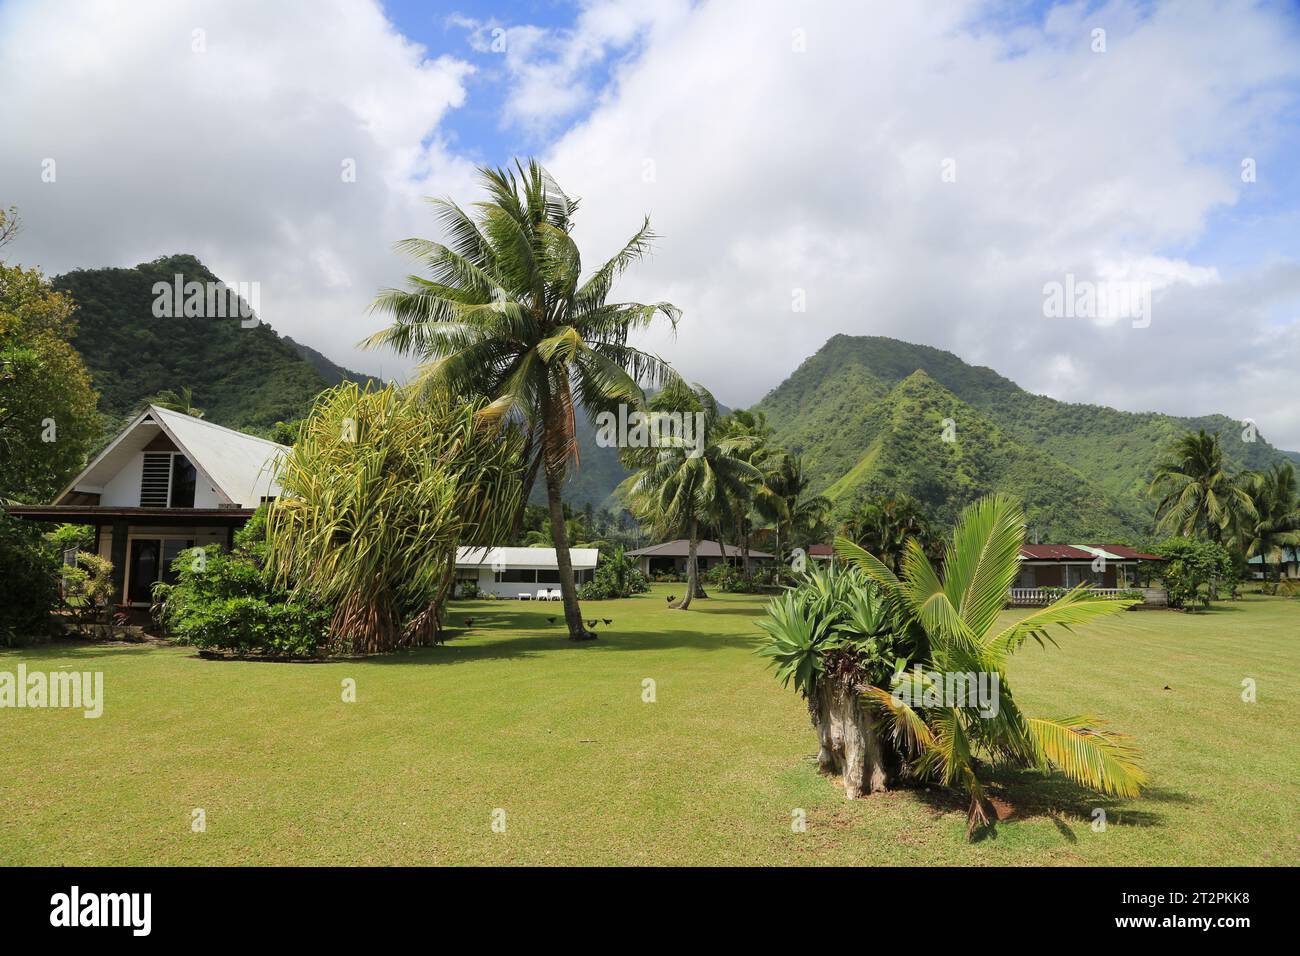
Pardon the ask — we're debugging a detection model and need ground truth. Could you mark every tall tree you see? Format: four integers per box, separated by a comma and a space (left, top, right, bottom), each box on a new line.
840, 494, 933, 575
754, 453, 831, 570
619, 383, 760, 609
1240, 462, 1300, 591
1149, 429, 1255, 544
0, 212, 100, 504
366, 160, 680, 640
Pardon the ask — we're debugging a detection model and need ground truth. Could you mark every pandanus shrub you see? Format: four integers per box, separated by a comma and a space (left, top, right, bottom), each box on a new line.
760, 493, 1147, 835
265, 382, 522, 655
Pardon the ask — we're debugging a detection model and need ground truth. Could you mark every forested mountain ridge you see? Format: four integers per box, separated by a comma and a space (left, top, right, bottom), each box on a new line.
54, 255, 339, 432
754, 335, 1298, 537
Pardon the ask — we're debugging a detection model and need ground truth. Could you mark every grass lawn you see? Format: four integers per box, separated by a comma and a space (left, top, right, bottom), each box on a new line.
1, 584, 1296, 866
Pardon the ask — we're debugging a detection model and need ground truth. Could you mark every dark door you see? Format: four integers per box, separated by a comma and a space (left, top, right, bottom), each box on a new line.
127, 539, 161, 604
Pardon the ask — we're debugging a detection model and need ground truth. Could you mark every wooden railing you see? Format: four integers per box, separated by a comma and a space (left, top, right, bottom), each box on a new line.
1008, 587, 1134, 606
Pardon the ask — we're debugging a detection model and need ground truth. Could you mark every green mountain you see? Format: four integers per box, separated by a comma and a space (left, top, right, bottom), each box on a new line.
55, 255, 338, 432
282, 335, 374, 389
755, 335, 1300, 538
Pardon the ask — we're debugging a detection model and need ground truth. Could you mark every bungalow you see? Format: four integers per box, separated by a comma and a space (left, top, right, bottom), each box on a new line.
5, 405, 287, 608
1247, 548, 1300, 581
455, 547, 599, 598
625, 539, 774, 578
1011, 544, 1164, 605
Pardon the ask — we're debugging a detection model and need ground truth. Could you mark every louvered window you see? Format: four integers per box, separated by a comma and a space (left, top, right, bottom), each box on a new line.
139, 453, 173, 507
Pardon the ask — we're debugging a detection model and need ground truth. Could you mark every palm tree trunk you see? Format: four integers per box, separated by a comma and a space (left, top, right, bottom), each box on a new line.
678, 518, 700, 610
813, 677, 893, 798
541, 413, 589, 641
742, 520, 751, 576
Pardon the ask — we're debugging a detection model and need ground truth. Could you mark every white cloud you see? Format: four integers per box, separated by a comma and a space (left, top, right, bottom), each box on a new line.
540, 0, 1300, 448
3, 0, 1300, 453
0, 0, 477, 378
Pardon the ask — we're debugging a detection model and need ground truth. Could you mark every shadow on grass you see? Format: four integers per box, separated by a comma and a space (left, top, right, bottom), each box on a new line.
0, 641, 168, 662
908, 766, 1195, 843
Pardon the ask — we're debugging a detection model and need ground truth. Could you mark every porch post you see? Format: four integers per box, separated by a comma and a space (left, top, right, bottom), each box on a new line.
109, 519, 129, 605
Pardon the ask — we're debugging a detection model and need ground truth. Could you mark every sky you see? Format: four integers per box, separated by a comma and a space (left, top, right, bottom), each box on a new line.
2, 0, 1300, 450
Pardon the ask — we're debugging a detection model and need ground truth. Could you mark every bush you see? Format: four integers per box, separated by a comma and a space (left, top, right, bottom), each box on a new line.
458, 579, 480, 599
154, 509, 329, 657
0, 512, 60, 645
705, 561, 766, 593
578, 547, 650, 600
62, 551, 115, 620
1153, 537, 1236, 610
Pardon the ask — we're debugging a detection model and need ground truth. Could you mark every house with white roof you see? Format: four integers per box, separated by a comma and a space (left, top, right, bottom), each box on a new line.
6, 405, 288, 608
454, 546, 599, 598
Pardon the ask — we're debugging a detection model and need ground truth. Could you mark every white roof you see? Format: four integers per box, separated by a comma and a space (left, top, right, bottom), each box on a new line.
456, 546, 599, 570
57, 405, 289, 507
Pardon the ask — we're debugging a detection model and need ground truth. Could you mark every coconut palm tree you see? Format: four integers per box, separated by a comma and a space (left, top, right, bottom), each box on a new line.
774, 494, 1145, 835
754, 453, 830, 572
365, 159, 680, 640
716, 409, 773, 575
619, 383, 760, 609
1240, 462, 1300, 591
146, 386, 204, 418
840, 494, 934, 575
1149, 429, 1255, 544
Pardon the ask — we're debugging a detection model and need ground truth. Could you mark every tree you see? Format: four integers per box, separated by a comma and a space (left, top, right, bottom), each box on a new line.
1239, 463, 1300, 592
760, 494, 1145, 836
264, 383, 523, 654
619, 383, 760, 609
1154, 537, 1236, 610
716, 409, 773, 575
0, 237, 100, 503
145, 386, 205, 418
754, 453, 831, 572
365, 159, 679, 640
0, 512, 60, 645
1149, 429, 1255, 544
840, 494, 934, 575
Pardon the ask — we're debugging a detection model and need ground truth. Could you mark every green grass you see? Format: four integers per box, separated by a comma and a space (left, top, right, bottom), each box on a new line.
2, 585, 1297, 865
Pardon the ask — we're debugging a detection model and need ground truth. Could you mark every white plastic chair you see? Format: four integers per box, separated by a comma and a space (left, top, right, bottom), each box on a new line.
548, 588, 562, 601
536, 588, 550, 601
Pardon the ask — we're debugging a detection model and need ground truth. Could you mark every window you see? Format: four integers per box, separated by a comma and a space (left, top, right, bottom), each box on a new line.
170, 455, 196, 507
126, 537, 195, 604
138, 451, 198, 508
495, 569, 534, 583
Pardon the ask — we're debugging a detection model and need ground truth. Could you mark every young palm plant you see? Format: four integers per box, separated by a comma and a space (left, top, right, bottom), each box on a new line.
365, 159, 680, 640
761, 493, 1146, 836
265, 383, 522, 655
619, 382, 760, 609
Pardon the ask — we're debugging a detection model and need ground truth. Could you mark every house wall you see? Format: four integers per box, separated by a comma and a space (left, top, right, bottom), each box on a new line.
98, 451, 223, 507
458, 566, 594, 598
99, 524, 231, 605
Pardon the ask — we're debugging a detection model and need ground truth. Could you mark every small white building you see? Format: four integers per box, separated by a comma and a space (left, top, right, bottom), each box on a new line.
455, 546, 599, 598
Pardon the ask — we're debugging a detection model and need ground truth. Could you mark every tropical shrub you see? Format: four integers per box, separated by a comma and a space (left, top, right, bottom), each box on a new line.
1154, 537, 1236, 610
577, 547, 649, 600
457, 580, 481, 600
265, 383, 523, 655
0, 512, 60, 645
62, 552, 114, 618
761, 494, 1146, 836
154, 513, 329, 657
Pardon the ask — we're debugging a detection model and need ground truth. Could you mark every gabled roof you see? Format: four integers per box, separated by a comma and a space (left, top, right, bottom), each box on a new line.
456, 546, 599, 570
626, 539, 774, 559
1019, 543, 1162, 561
55, 405, 289, 508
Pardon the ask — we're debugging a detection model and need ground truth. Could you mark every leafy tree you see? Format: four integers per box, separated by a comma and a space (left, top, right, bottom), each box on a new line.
0, 233, 100, 503
577, 546, 649, 600
264, 383, 523, 654
772, 495, 1147, 835
619, 383, 760, 609
754, 453, 831, 571
0, 512, 60, 644
365, 159, 679, 640
1238, 463, 1300, 592
1154, 537, 1236, 610
145, 386, 204, 418
840, 493, 935, 574
1149, 429, 1255, 545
